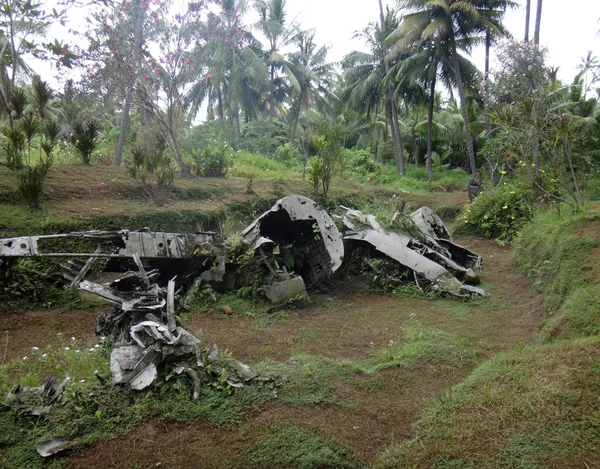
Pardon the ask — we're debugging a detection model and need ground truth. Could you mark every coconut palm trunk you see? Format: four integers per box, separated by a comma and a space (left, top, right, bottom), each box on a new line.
114, 0, 145, 166
291, 91, 303, 143
533, 0, 543, 44
452, 46, 477, 175
378, 0, 406, 175
524, 0, 531, 42
484, 30, 497, 183
426, 74, 436, 182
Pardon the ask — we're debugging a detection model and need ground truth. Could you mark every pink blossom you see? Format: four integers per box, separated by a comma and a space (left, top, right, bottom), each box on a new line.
527, 65, 533, 71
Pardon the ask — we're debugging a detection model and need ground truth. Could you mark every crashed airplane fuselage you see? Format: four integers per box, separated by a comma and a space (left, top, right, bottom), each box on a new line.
0, 195, 483, 300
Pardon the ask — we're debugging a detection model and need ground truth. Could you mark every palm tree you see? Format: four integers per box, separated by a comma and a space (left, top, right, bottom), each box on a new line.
254, 0, 300, 115
394, 0, 484, 175
342, 9, 407, 174
524, 0, 531, 41
577, 51, 600, 99
478, 0, 516, 181
287, 31, 337, 143
386, 28, 479, 181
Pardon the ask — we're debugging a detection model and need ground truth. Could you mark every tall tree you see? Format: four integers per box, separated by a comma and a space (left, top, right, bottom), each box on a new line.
378, 0, 406, 175
533, 0, 542, 45
479, 0, 516, 182
254, 0, 299, 115
0, 0, 71, 128
396, 0, 484, 175
524, 0, 531, 42
342, 9, 406, 174
386, 26, 478, 181
288, 30, 336, 143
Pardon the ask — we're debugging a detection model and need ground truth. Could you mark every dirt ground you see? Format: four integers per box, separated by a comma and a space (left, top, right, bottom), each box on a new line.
0, 235, 543, 468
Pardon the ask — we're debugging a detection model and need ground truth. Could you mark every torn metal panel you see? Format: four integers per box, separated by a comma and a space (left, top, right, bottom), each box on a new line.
341, 206, 484, 297
243, 195, 344, 285
264, 274, 310, 305
345, 230, 450, 283
409, 207, 452, 241
0, 230, 222, 259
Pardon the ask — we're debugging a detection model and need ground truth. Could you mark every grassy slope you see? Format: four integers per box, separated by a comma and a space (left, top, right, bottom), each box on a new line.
375, 205, 600, 469
0, 164, 467, 236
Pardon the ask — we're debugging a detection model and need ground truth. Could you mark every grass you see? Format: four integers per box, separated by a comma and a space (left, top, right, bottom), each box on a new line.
374, 337, 600, 469
265, 319, 476, 408
372, 203, 600, 469
248, 424, 365, 469
514, 207, 600, 337
0, 339, 277, 468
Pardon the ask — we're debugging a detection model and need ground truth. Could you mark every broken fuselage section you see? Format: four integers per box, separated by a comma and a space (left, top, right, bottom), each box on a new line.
0, 195, 482, 301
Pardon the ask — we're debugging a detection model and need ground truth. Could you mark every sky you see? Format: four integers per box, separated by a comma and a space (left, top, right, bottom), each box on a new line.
34, 0, 600, 96
283, 0, 600, 84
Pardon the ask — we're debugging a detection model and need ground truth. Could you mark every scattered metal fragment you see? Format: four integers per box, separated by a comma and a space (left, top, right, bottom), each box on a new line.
81, 264, 265, 397
35, 439, 72, 458
3, 376, 70, 415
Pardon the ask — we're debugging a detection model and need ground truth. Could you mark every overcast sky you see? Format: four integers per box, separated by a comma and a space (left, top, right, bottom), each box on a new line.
284, 0, 600, 84
37, 0, 600, 96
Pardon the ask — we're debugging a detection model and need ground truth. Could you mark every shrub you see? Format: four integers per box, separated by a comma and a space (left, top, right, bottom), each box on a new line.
228, 152, 291, 179
274, 142, 300, 163
179, 120, 237, 155
71, 120, 100, 164
192, 144, 230, 177
455, 183, 536, 243
1, 117, 58, 210
127, 133, 176, 205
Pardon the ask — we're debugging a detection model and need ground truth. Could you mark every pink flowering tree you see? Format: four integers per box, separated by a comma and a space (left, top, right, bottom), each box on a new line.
77, 0, 164, 166
130, 0, 211, 173
488, 40, 548, 169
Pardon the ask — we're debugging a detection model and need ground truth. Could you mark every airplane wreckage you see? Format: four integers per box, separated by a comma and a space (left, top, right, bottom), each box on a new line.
1, 196, 484, 456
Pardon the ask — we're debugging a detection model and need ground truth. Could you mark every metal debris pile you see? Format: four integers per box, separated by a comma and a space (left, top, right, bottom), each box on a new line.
340, 206, 484, 297
79, 259, 265, 398
0, 195, 484, 303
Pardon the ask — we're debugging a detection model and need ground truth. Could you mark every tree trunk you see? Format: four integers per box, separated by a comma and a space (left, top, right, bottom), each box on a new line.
291, 92, 303, 143
114, 0, 145, 166
389, 100, 406, 175
426, 75, 436, 183
167, 126, 187, 174
533, 0, 543, 45
524, 0, 531, 42
378, 0, 405, 175
452, 49, 477, 175
114, 91, 134, 166
217, 87, 224, 120
484, 30, 497, 184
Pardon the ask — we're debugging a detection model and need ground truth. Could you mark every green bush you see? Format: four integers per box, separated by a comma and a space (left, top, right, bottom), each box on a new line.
70, 120, 100, 165
193, 143, 230, 177
179, 120, 237, 155
456, 183, 536, 243
273, 142, 300, 163
126, 133, 176, 205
